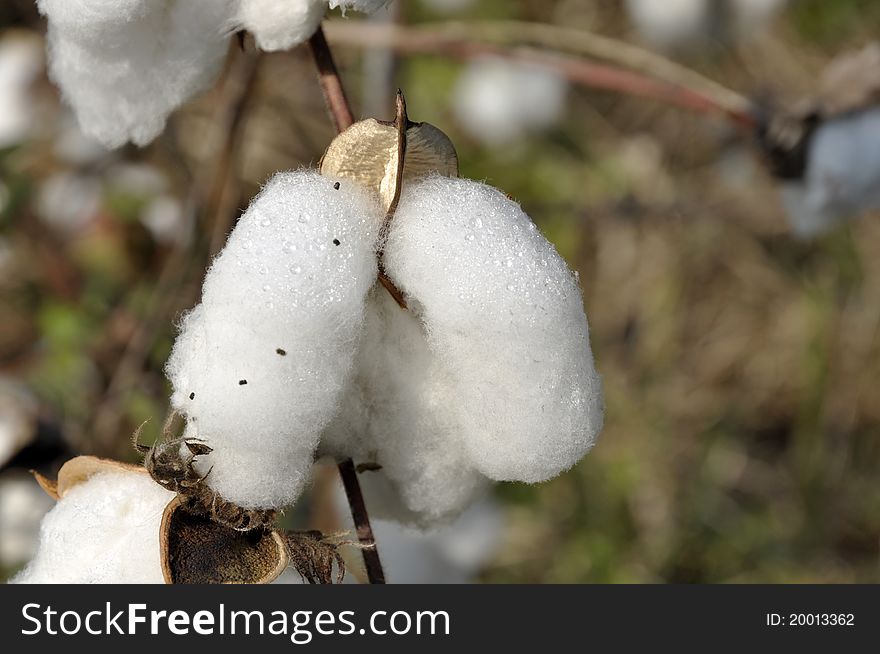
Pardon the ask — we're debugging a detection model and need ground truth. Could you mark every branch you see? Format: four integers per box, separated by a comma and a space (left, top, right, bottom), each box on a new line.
309, 26, 355, 132
307, 25, 388, 584
324, 19, 759, 130
337, 458, 386, 584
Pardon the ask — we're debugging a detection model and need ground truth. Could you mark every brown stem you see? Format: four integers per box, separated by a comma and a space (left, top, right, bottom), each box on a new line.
308, 25, 355, 132
324, 20, 759, 131
337, 458, 386, 584
308, 25, 389, 584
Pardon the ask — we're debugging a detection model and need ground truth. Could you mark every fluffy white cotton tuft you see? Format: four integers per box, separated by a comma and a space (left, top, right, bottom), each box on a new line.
328, 0, 393, 14
322, 174, 603, 525
0, 33, 43, 148
12, 471, 172, 584
453, 57, 568, 146
626, 0, 785, 49
780, 107, 880, 237
625, 0, 708, 48
321, 289, 489, 525
384, 175, 604, 483
40, 0, 234, 147
234, 0, 326, 52
167, 171, 382, 509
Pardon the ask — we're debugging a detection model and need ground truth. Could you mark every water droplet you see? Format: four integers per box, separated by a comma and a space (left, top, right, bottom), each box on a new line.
292, 265, 302, 274
262, 284, 271, 292
507, 284, 516, 291
258, 265, 268, 275
261, 218, 272, 227
466, 234, 475, 241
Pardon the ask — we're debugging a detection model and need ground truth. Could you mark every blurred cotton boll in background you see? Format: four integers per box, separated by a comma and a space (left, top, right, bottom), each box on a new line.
453, 57, 568, 146
779, 107, 880, 238
626, 0, 786, 50
0, 474, 54, 571
0, 31, 43, 147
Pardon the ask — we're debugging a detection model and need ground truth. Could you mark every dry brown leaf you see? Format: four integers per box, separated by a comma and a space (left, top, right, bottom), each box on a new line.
319, 91, 458, 214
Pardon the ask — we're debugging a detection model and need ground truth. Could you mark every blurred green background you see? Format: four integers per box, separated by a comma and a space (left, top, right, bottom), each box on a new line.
1, 0, 879, 582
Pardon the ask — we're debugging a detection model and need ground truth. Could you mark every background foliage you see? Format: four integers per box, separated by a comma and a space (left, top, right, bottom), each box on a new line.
1, 0, 879, 582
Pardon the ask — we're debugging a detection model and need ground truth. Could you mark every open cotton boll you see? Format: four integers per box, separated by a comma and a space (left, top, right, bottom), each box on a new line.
233, 0, 326, 52
321, 288, 488, 525
453, 57, 568, 146
42, 0, 233, 147
384, 175, 603, 484
36, 0, 154, 45
12, 471, 172, 584
625, 0, 708, 49
167, 171, 382, 509
780, 107, 880, 238
0, 474, 55, 569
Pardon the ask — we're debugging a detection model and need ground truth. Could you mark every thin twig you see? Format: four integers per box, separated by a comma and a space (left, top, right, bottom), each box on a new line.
337, 458, 386, 584
309, 26, 355, 132
307, 25, 388, 584
324, 20, 759, 130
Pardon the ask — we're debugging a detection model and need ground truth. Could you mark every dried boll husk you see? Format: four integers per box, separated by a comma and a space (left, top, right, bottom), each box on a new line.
159, 497, 288, 584
320, 92, 458, 214
19, 455, 343, 584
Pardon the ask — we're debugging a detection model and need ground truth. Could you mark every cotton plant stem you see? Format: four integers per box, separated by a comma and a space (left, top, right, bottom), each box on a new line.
307, 24, 388, 584
309, 26, 355, 132
324, 20, 759, 130
337, 458, 386, 584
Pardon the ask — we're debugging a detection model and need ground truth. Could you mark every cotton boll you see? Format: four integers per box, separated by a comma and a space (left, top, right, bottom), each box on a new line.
626, 0, 708, 49
12, 471, 172, 583
780, 107, 880, 237
167, 171, 383, 509
234, 0, 326, 52
36, 0, 155, 46
43, 0, 234, 147
453, 57, 568, 146
384, 175, 603, 484
322, 289, 488, 525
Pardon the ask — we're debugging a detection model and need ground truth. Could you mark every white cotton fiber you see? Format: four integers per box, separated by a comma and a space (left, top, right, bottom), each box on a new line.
234, 0, 326, 52
167, 171, 382, 509
12, 471, 172, 584
780, 107, 880, 237
383, 175, 604, 484
453, 57, 568, 146
321, 288, 489, 525
40, 0, 234, 147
